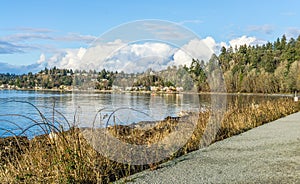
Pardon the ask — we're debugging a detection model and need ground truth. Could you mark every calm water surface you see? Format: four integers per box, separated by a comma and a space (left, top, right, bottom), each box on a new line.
0, 90, 208, 137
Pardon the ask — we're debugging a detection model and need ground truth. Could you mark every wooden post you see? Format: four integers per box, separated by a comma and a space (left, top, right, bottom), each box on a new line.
294, 91, 298, 102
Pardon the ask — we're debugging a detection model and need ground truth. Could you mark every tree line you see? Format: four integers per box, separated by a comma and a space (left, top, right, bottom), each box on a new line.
0, 67, 115, 90
189, 35, 300, 93
221, 34, 300, 93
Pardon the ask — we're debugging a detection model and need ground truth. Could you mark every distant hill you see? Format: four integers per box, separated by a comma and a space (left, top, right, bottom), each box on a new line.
0, 62, 45, 75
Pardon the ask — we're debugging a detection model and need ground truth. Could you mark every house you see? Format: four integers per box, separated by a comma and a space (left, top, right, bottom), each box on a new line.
150, 86, 161, 91
112, 85, 122, 91
176, 87, 184, 92
0, 84, 7, 89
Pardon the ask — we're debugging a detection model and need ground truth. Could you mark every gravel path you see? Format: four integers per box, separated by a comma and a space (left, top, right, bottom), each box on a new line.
118, 112, 300, 184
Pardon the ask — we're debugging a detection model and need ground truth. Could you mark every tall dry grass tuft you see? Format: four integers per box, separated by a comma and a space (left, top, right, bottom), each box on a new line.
0, 97, 299, 183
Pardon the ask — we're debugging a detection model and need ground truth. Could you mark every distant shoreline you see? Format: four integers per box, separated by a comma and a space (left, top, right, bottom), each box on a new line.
0, 87, 295, 98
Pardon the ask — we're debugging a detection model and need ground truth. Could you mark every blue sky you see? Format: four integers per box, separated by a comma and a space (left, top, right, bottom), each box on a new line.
1, 0, 300, 73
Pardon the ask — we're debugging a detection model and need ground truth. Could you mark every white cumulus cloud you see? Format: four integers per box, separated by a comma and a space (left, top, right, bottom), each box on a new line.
103, 42, 176, 73
229, 35, 266, 49
37, 53, 46, 64
229, 35, 256, 48
173, 38, 214, 67
43, 40, 124, 71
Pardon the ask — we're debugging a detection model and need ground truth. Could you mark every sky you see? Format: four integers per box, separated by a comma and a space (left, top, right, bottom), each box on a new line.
1, 0, 300, 74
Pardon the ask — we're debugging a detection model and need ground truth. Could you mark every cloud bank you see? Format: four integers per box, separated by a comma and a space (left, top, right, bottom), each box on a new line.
38, 38, 216, 73
0, 35, 267, 74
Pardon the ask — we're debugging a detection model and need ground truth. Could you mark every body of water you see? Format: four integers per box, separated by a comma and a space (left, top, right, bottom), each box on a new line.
0, 90, 209, 137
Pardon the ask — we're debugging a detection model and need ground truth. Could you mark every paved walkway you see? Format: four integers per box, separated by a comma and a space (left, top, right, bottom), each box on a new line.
120, 112, 300, 183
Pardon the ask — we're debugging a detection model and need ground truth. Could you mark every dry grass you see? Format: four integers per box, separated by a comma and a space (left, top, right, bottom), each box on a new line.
0, 97, 299, 183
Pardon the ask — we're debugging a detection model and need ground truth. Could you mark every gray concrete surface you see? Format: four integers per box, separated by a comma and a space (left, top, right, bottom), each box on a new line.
119, 112, 300, 184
